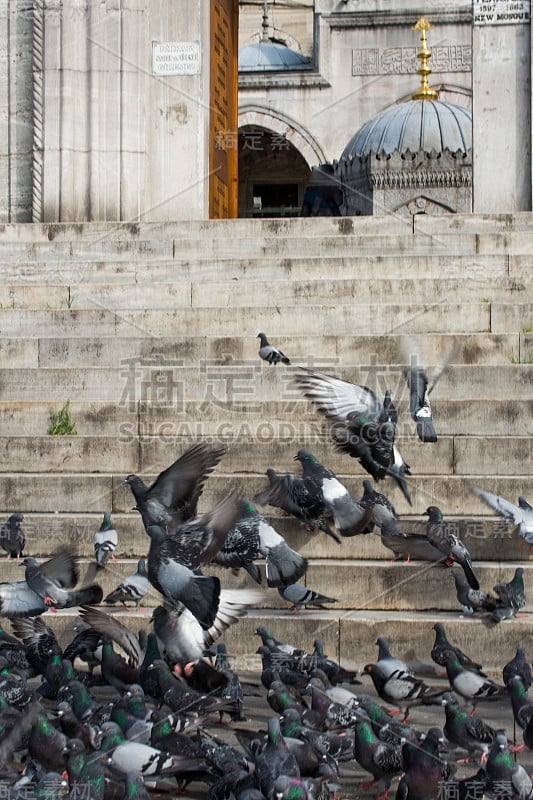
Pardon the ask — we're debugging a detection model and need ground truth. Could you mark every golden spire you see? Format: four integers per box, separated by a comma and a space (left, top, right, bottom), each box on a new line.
411, 16, 439, 101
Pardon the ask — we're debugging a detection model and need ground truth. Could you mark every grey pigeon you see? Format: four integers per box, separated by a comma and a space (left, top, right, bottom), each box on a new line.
277, 582, 337, 613
425, 506, 480, 590
378, 519, 447, 563
252, 716, 300, 797
375, 636, 413, 680
0, 549, 102, 617
125, 441, 226, 531
105, 558, 150, 609
452, 571, 498, 615
358, 479, 397, 532
294, 368, 412, 504
471, 485, 533, 547
213, 499, 308, 588
257, 332, 290, 365
441, 649, 506, 709
94, 511, 118, 569
363, 662, 441, 718
0, 513, 25, 559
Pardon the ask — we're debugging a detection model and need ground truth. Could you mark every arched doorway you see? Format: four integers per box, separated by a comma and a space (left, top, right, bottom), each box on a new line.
238, 125, 312, 217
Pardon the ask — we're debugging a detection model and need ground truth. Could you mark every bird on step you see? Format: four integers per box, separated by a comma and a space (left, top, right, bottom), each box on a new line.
104, 558, 150, 610
257, 332, 290, 365
424, 506, 480, 590
94, 510, 118, 569
0, 513, 25, 559
277, 583, 337, 613
294, 368, 412, 504
484, 566, 527, 624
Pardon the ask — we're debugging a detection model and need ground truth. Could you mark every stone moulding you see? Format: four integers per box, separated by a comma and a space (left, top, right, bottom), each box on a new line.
32, 0, 45, 223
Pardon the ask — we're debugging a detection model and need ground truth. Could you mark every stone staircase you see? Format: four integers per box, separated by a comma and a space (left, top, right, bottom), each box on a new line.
0, 213, 532, 673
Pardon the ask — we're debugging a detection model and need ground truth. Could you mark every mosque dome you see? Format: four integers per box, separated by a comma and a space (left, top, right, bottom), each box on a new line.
238, 41, 311, 71
339, 99, 472, 162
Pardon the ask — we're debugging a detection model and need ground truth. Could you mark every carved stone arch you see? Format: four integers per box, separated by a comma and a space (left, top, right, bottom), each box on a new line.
238, 105, 328, 168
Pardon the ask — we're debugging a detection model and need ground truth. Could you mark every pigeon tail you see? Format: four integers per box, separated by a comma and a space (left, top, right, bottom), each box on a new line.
179, 575, 221, 629
265, 542, 308, 588
385, 463, 412, 506
459, 557, 480, 592
64, 584, 103, 608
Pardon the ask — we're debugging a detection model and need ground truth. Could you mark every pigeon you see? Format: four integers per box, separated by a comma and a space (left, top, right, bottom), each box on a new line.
254, 467, 342, 543
294, 368, 412, 504
63, 737, 106, 800
125, 441, 226, 532
485, 731, 533, 799
105, 558, 150, 609
307, 638, 360, 686
0, 513, 25, 559
440, 649, 506, 708
441, 691, 496, 762
485, 566, 527, 623
396, 726, 454, 800
507, 674, 533, 730
277, 583, 337, 613
424, 506, 480, 590
358, 480, 397, 532
251, 716, 300, 797
471, 485, 533, 548
451, 571, 498, 615
292, 449, 373, 538
94, 511, 118, 569
28, 710, 69, 774
362, 662, 441, 718
430, 624, 484, 674
352, 716, 403, 797
378, 519, 447, 563
503, 647, 533, 690
257, 332, 290, 365
212, 499, 308, 588
0, 549, 103, 617
399, 336, 459, 443
145, 493, 241, 627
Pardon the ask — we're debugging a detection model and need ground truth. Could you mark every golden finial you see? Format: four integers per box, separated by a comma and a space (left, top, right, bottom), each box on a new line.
411, 16, 439, 101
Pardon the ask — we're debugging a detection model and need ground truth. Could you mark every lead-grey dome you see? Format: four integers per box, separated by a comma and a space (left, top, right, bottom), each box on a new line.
238, 41, 311, 72
340, 99, 472, 161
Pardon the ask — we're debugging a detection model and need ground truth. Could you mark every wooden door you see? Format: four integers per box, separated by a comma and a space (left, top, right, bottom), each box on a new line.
209, 0, 239, 219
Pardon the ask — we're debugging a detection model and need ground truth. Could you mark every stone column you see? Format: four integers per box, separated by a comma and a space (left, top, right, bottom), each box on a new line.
37, 0, 210, 222
472, 0, 531, 211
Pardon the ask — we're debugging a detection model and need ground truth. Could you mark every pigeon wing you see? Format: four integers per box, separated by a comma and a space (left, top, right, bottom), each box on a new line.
78, 606, 142, 666
295, 368, 383, 423
0, 580, 46, 617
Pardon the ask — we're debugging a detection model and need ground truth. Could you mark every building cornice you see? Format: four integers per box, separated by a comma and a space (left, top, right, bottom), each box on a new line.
324, 9, 473, 28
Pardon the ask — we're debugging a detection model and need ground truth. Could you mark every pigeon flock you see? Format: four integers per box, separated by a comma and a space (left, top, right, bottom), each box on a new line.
0, 331, 531, 799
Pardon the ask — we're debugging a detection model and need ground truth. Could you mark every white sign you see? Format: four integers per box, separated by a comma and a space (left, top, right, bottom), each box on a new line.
473, 0, 530, 25
152, 42, 201, 75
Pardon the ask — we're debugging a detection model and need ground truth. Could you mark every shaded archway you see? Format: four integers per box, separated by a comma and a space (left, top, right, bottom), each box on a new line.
238, 126, 312, 217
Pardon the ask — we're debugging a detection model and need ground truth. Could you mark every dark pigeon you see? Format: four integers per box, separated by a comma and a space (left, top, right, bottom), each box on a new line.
359, 479, 397, 533
257, 332, 290, 365
452, 571, 498, 615
442, 691, 496, 762
294, 368, 412, 504
396, 726, 454, 800
485, 566, 527, 623
431, 623, 484, 674
0, 513, 25, 559
503, 647, 533, 689
485, 731, 533, 799
125, 441, 226, 532
353, 716, 403, 797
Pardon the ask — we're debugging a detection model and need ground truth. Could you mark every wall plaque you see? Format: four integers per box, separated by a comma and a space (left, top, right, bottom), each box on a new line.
473, 0, 530, 25
152, 42, 201, 75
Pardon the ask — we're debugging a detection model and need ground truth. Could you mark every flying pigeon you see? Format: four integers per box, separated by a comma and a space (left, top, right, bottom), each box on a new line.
294, 368, 412, 504
94, 511, 118, 569
0, 513, 25, 559
125, 441, 226, 532
399, 336, 460, 443
257, 332, 290, 365
424, 506, 480, 590
277, 583, 337, 613
471, 486, 533, 548
213, 499, 308, 587
0, 549, 102, 617
104, 558, 150, 609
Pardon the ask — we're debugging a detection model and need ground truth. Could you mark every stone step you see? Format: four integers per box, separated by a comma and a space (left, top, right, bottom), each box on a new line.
0, 253, 525, 285
0, 275, 529, 310
0, 472, 530, 517
0, 397, 531, 437
0, 302, 507, 337
2, 605, 530, 675
0, 362, 528, 401
0, 557, 529, 613
0, 212, 532, 244
12, 512, 529, 562
0, 433, 530, 478
4, 332, 524, 370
